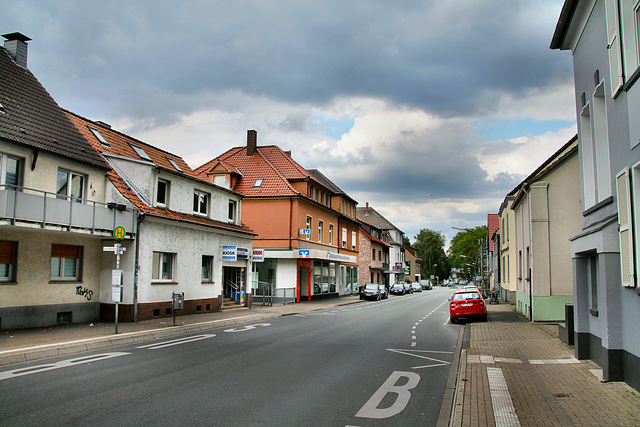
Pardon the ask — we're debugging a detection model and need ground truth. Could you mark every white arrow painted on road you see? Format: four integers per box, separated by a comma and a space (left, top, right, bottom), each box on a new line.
0, 352, 130, 381
224, 323, 271, 332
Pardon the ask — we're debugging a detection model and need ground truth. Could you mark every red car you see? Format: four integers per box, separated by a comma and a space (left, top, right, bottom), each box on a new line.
449, 289, 487, 323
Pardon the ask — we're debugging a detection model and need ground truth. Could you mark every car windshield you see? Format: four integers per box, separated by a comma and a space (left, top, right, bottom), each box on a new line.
364, 284, 378, 290
453, 292, 480, 301
392, 284, 403, 288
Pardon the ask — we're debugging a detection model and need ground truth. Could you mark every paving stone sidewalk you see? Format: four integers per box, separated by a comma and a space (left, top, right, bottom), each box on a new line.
451, 303, 640, 426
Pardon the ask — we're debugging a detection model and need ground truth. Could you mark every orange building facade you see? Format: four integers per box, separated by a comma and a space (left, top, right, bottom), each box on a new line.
195, 131, 359, 301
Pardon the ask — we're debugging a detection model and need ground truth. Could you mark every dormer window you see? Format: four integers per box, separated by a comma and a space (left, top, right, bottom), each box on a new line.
253, 178, 264, 187
167, 157, 182, 172
88, 126, 109, 146
130, 143, 152, 161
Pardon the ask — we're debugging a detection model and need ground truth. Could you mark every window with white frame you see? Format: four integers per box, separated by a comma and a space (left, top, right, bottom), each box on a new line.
202, 255, 214, 283
193, 190, 209, 216
329, 224, 334, 245
352, 231, 356, 250
318, 220, 324, 243
50, 244, 82, 281
0, 153, 22, 190
152, 251, 175, 281
342, 228, 347, 248
618, 0, 640, 79
228, 200, 237, 223
156, 179, 169, 207
605, 0, 624, 97
56, 169, 86, 202
306, 216, 312, 240
0, 240, 17, 282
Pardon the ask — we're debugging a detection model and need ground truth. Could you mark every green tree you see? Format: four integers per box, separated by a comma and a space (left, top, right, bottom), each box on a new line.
412, 229, 448, 282
448, 226, 487, 281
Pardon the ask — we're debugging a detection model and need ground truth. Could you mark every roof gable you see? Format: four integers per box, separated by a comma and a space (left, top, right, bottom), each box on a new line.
0, 46, 108, 169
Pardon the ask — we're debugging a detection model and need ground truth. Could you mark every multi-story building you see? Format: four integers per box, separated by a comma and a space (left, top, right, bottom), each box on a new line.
65, 112, 255, 320
552, 0, 640, 387
195, 131, 358, 301
0, 33, 135, 329
497, 193, 518, 303
358, 219, 391, 289
356, 203, 405, 284
511, 136, 581, 322
486, 214, 500, 291
404, 246, 422, 283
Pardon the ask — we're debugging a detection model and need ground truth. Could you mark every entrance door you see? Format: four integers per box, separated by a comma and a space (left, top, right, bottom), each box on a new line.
297, 260, 311, 302
223, 267, 245, 302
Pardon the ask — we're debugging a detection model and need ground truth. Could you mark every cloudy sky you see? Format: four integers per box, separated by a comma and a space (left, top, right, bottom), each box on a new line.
1, 0, 576, 245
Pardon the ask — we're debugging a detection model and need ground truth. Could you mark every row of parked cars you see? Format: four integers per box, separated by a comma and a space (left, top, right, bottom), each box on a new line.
360, 280, 433, 301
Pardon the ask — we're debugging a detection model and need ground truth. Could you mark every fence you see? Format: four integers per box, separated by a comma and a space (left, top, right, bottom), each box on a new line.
252, 281, 296, 306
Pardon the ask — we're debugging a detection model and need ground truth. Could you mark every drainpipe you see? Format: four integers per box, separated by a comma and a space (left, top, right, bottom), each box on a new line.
133, 211, 145, 322
522, 183, 533, 321
289, 196, 293, 250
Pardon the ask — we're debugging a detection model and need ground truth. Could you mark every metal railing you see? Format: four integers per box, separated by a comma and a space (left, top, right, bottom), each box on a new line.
0, 184, 137, 235
252, 281, 296, 306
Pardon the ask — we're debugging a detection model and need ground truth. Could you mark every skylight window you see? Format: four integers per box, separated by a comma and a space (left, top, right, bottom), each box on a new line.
0, 102, 5, 114
130, 143, 152, 161
253, 178, 264, 187
167, 157, 182, 172
88, 126, 109, 146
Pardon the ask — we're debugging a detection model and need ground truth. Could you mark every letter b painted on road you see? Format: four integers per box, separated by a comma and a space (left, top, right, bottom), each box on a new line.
355, 371, 420, 419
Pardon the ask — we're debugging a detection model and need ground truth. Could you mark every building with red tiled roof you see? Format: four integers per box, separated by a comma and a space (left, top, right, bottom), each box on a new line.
404, 245, 423, 283
66, 111, 256, 320
195, 130, 360, 301
1, 34, 135, 329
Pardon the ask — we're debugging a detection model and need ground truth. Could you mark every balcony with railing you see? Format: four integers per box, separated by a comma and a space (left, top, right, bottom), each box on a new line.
0, 185, 137, 237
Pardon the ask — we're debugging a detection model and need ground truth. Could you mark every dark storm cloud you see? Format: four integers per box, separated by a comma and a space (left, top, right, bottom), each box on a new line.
1, 0, 571, 124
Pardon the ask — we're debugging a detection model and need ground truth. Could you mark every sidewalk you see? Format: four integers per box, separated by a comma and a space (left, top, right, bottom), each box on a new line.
451, 303, 640, 426
0, 295, 362, 366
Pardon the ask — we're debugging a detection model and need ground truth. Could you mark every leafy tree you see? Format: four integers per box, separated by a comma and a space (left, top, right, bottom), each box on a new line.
402, 235, 411, 246
412, 229, 448, 282
448, 226, 487, 281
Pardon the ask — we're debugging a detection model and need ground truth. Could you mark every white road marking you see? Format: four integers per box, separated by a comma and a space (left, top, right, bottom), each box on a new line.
355, 371, 420, 419
223, 323, 271, 332
387, 348, 452, 369
136, 334, 216, 349
0, 352, 130, 381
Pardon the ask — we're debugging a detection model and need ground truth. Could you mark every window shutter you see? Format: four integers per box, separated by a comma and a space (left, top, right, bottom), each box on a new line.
616, 168, 635, 287
606, 0, 623, 97
0, 241, 15, 264
51, 244, 81, 259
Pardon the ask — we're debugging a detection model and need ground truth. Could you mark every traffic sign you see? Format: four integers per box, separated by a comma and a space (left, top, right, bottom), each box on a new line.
113, 226, 126, 241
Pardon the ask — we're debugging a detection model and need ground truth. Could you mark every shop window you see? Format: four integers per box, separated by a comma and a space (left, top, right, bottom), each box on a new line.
50, 244, 82, 281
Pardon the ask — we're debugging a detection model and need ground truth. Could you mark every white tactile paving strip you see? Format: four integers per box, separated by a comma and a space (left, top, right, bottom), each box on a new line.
486, 367, 521, 427
467, 355, 579, 365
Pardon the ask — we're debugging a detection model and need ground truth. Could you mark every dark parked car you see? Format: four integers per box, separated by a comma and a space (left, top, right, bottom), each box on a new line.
360, 283, 382, 300
420, 280, 432, 290
449, 289, 487, 323
390, 283, 406, 295
378, 284, 389, 299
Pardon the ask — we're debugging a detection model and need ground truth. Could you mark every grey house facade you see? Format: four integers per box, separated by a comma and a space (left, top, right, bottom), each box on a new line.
552, 0, 640, 389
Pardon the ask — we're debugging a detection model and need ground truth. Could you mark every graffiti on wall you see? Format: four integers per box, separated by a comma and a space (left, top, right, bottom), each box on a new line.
76, 286, 93, 301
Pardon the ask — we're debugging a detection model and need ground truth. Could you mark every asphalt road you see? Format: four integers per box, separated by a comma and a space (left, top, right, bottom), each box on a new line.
0, 287, 460, 426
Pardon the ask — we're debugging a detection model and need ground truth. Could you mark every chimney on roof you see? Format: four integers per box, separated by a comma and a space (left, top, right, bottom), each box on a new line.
365, 202, 369, 215
2, 32, 31, 68
284, 150, 291, 157
247, 129, 257, 156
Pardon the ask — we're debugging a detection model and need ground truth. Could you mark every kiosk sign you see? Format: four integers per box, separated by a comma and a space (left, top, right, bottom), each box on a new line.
222, 245, 237, 261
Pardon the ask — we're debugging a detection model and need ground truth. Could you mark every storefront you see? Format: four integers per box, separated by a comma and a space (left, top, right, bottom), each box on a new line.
261, 249, 357, 302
